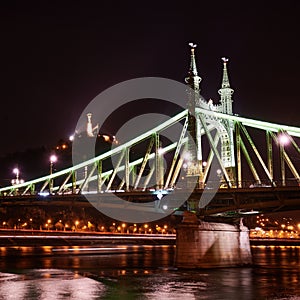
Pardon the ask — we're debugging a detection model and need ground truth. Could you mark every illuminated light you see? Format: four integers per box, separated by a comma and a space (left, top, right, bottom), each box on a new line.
183, 151, 191, 161
38, 192, 50, 197
278, 133, 289, 145
52, 247, 127, 252
156, 191, 163, 200
69, 135, 74, 141
82, 190, 98, 194
158, 147, 165, 155
50, 155, 57, 163
103, 135, 110, 142
239, 210, 260, 215
162, 205, 168, 210
153, 189, 168, 199
13, 168, 19, 175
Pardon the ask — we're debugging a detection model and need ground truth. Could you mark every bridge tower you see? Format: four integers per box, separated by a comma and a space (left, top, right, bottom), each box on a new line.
184, 43, 204, 188
218, 57, 236, 185
184, 45, 237, 188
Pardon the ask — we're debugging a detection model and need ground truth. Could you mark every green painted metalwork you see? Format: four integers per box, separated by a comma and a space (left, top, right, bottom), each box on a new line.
1, 46, 300, 198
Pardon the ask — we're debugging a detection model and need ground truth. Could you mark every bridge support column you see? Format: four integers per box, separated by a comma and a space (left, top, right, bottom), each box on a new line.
175, 212, 252, 268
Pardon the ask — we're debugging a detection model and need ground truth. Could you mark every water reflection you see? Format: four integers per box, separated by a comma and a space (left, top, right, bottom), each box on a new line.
0, 245, 299, 299
0, 270, 105, 300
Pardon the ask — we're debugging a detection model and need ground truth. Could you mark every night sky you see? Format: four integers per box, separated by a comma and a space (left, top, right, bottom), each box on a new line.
1, 1, 299, 156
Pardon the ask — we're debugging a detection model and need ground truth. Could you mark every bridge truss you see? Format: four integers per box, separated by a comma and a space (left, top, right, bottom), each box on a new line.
1, 108, 300, 206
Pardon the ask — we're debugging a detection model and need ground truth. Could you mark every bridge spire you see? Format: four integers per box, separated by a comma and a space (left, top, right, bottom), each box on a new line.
185, 42, 202, 94
185, 43, 203, 188
218, 57, 236, 185
218, 57, 234, 115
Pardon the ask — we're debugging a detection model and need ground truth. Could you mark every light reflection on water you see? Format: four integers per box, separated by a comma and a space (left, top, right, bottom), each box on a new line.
0, 245, 299, 299
0, 270, 105, 300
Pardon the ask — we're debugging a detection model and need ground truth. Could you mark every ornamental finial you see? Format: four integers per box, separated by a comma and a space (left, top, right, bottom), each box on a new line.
185, 42, 201, 85
189, 42, 197, 48
189, 43, 197, 53
222, 57, 229, 63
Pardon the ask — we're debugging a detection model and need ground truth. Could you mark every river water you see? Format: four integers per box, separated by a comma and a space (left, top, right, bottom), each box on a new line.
0, 244, 299, 299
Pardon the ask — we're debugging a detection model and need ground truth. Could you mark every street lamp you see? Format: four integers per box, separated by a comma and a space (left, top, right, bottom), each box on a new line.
278, 132, 289, 186
50, 155, 57, 175
11, 168, 24, 185
49, 155, 57, 193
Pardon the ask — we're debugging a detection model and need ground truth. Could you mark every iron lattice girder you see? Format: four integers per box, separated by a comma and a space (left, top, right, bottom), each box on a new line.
1, 108, 300, 197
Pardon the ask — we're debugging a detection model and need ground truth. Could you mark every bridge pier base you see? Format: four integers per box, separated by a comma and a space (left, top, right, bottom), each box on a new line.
175, 212, 252, 268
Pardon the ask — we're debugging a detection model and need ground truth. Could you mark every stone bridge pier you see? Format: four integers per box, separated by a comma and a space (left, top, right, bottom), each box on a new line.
175, 212, 252, 268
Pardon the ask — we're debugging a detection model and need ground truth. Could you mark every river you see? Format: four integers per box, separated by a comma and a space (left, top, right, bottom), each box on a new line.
0, 244, 299, 299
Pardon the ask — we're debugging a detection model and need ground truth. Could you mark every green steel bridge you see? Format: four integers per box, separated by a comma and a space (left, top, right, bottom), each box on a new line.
1, 45, 300, 219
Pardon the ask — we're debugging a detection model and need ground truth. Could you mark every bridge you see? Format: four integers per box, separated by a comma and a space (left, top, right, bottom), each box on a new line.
1, 44, 300, 221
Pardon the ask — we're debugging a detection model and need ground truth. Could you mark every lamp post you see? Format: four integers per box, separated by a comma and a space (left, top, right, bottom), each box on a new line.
278, 132, 289, 186
11, 168, 24, 185
49, 155, 57, 193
